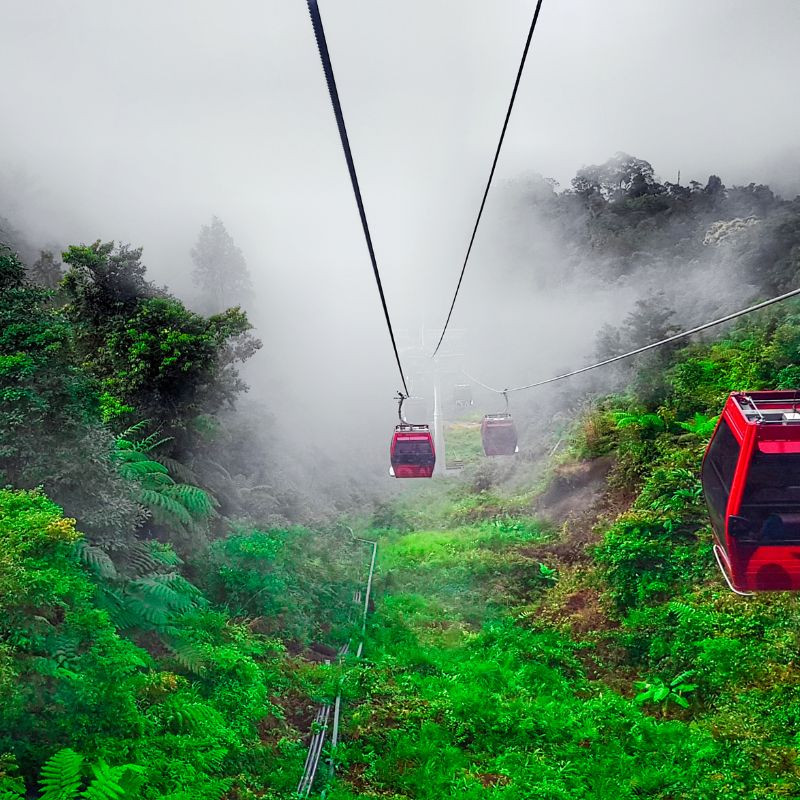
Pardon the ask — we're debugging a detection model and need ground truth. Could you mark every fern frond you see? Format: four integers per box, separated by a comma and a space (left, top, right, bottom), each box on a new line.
118, 419, 151, 440
114, 765, 145, 798
122, 593, 171, 628
158, 699, 223, 733
154, 456, 198, 484
118, 458, 169, 476
166, 637, 207, 674
139, 490, 192, 526
81, 760, 144, 800
668, 601, 715, 627
147, 541, 181, 567
51, 633, 80, 668
166, 484, 217, 518
74, 541, 118, 579
124, 541, 161, 575
130, 575, 195, 613
39, 748, 83, 800
135, 431, 173, 454
154, 572, 204, 600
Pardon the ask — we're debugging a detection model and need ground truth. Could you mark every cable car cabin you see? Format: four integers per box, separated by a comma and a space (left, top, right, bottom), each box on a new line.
481, 413, 518, 457
702, 391, 800, 594
390, 424, 435, 478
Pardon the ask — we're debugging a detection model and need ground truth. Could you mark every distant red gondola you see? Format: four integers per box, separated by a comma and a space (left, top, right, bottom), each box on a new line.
702, 391, 800, 593
390, 424, 435, 478
481, 413, 518, 456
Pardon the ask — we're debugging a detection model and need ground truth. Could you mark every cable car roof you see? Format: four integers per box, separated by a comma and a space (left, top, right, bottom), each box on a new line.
727, 392, 800, 442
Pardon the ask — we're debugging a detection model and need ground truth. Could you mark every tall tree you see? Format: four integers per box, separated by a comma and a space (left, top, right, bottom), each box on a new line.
29, 249, 63, 288
62, 240, 261, 444
190, 217, 253, 313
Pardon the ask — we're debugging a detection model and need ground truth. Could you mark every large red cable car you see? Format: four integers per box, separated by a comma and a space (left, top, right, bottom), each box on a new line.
389, 393, 435, 478
390, 424, 436, 478
702, 391, 800, 594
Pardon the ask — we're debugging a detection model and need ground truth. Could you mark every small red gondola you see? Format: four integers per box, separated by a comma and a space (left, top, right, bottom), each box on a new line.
702, 391, 800, 594
390, 424, 436, 478
481, 413, 518, 457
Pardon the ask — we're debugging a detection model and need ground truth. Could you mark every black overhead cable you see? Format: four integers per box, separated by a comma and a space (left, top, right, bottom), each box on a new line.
462, 286, 800, 395
432, 0, 546, 357
305, 0, 409, 396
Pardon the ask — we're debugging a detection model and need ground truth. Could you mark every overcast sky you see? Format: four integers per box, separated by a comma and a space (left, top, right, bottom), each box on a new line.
2, 0, 799, 458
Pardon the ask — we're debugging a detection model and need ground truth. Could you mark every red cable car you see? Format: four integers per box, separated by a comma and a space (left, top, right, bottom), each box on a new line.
481, 413, 518, 456
702, 391, 800, 594
390, 424, 436, 478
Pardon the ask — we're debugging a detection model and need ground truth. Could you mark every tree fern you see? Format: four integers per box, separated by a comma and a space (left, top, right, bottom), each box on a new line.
122, 592, 171, 627
119, 573, 204, 630
113, 421, 218, 533
39, 748, 83, 800
117, 458, 171, 481
166, 636, 207, 674
74, 540, 118, 579
156, 698, 224, 733
23, 750, 143, 800
154, 455, 198, 484
133, 431, 172, 454
140, 489, 192, 527
117, 419, 151, 441
166, 483, 217, 518
82, 760, 144, 800
130, 575, 194, 613
148, 541, 181, 566
123, 539, 178, 575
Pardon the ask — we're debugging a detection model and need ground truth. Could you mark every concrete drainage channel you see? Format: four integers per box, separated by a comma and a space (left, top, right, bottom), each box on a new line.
297, 535, 378, 798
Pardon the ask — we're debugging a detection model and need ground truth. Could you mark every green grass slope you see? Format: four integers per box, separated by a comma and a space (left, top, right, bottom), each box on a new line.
324, 306, 800, 799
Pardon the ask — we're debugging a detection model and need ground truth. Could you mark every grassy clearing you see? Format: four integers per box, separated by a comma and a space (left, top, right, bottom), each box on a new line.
444, 421, 484, 467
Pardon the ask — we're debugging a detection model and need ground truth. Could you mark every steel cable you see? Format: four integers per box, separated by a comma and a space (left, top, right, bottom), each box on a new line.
463, 287, 800, 394
432, 0, 546, 357
306, 0, 409, 394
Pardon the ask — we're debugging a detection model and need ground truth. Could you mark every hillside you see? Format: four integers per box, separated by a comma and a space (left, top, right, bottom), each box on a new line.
321, 306, 800, 799
2, 156, 800, 798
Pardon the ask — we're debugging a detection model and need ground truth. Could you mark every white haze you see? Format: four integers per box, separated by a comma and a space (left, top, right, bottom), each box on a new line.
1, 0, 799, 491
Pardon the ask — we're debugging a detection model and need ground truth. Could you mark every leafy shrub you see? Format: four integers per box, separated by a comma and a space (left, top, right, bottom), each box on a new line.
594, 509, 710, 609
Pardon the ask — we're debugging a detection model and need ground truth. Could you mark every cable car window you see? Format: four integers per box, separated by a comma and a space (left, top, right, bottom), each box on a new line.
702, 419, 739, 536
393, 440, 434, 465
740, 452, 800, 542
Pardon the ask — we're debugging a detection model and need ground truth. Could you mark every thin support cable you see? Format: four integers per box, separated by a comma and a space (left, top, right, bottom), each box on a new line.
306, 0, 408, 394
463, 287, 800, 394
433, 0, 546, 357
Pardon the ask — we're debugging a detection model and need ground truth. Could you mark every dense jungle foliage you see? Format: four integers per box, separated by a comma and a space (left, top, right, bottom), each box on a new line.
2, 155, 800, 798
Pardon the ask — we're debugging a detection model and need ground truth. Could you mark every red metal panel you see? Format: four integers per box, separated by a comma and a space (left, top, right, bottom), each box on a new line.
723, 399, 747, 442
481, 414, 518, 456
390, 427, 435, 479
705, 391, 800, 592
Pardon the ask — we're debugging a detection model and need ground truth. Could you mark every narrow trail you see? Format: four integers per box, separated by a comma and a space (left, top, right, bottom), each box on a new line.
297, 537, 377, 797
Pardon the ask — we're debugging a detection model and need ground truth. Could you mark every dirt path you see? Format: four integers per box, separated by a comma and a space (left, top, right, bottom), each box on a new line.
520, 455, 628, 565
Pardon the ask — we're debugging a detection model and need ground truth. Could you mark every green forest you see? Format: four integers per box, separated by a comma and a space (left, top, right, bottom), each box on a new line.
3, 155, 800, 799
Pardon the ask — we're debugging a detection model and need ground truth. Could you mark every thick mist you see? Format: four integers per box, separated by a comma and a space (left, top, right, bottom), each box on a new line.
2, 0, 799, 502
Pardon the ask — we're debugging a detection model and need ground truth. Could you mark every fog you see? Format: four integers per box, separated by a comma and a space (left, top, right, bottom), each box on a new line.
2, 0, 799, 497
